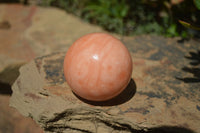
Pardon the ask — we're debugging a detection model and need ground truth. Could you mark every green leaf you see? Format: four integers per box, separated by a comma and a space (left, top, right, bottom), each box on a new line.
179, 20, 200, 31
194, 0, 200, 10
166, 24, 178, 37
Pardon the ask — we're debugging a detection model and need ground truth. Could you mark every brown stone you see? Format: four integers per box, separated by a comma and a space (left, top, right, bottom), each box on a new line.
0, 95, 43, 133
0, 4, 106, 73
10, 36, 200, 133
0, 4, 107, 133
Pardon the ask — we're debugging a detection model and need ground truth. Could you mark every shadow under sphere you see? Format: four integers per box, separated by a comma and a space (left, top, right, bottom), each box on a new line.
74, 78, 136, 106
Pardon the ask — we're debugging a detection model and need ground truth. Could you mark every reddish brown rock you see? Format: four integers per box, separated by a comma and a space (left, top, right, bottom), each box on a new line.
0, 4, 107, 133
10, 36, 200, 133
0, 95, 43, 133
0, 4, 106, 73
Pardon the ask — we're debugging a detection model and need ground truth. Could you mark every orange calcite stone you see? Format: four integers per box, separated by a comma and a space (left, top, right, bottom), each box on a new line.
64, 33, 132, 101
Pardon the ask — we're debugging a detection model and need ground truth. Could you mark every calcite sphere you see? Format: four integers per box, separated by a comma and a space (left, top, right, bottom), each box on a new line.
64, 33, 132, 101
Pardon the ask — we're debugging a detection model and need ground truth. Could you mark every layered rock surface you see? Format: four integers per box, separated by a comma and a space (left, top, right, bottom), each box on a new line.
0, 3, 199, 133
10, 36, 200, 133
0, 4, 105, 133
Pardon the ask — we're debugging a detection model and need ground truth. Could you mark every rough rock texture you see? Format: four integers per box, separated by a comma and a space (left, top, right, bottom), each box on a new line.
0, 4, 107, 133
10, 36, 200, 133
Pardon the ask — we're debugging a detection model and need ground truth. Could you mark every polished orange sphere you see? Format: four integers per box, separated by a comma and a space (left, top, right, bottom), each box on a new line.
64, 33, 132, 101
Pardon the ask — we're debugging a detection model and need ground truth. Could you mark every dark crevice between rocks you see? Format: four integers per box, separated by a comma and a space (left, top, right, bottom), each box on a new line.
41, 108, 144, 132
44, 120, 195, 133
0, 63, 23, 95
0, 82, 12, 95
46, 110, 73, 123
98, 120, 146, 133
44, 125, 93, 133
40, 107, 195, 133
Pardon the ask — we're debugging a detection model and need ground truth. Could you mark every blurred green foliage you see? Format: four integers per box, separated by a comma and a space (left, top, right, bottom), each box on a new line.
83, 0, 128, 34
194, 0, 200, 10
40, 0, 200, 37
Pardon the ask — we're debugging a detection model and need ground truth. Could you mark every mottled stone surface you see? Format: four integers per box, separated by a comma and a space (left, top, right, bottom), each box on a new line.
10, 36, 200, 133
0, 4, 107, 133
0, 4, 106, 73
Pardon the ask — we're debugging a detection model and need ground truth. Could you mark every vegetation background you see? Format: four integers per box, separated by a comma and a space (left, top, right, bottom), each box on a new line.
41, 0, 200, 38
1, 0, 200, 38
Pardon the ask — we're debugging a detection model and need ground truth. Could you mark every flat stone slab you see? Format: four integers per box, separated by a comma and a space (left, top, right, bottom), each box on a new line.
10, 35, 200, 133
